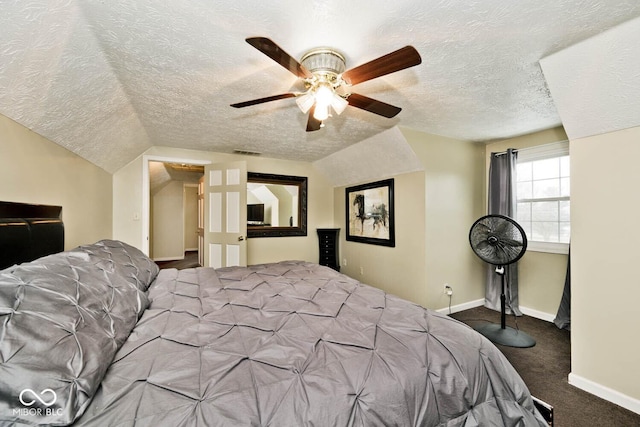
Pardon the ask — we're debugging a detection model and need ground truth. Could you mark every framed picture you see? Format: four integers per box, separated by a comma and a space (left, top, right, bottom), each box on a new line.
345, 178, 395, 247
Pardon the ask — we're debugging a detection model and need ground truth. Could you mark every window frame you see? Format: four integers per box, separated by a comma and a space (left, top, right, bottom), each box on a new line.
515, 141, 570, 255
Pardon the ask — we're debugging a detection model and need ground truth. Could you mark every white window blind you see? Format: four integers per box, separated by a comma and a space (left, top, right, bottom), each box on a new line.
515, 141, 570, 254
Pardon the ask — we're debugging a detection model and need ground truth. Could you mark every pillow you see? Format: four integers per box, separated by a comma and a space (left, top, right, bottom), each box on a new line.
0, 240, 159, 425
72, 240, 159, 292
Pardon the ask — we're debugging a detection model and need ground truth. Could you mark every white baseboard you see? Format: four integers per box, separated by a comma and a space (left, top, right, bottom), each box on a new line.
437, 300, 640, 415
436, 300, 556, 323
519, 306, 556, 323
569, 373, 640, 415
436, 298, 484, 315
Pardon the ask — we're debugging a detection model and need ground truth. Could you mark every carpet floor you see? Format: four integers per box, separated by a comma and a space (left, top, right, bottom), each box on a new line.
155, 251, 200, 270
451, 306, 640, 427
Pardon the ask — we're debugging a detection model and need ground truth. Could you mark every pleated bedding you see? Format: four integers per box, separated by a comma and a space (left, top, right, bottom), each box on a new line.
77, 261, 547, 426
0, 242, 546, 426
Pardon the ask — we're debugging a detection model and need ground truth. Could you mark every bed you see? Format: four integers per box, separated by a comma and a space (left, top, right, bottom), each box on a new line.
0, 203, 548, 426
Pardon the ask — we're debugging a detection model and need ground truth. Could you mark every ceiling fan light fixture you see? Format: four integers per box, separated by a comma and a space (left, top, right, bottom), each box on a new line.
296, 92, 315, 114
232, 38, 422, 131
314, 83, 334, 107
301, 47, 348, 122
313, 102, 330, 121
300, 48, 346, 75
298, 82, 345, 120
331, 93, 348, 115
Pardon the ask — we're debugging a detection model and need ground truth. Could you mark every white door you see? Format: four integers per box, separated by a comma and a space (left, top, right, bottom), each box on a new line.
203, 161, 247, 268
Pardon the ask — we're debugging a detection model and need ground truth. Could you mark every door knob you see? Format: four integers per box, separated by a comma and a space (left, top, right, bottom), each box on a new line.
238, 236, 245, 241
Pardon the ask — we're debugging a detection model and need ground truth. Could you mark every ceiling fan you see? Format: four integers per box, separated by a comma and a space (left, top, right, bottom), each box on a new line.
230, 37, 422, 132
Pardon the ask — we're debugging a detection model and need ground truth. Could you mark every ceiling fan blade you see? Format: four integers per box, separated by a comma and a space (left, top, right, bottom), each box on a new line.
306, 105, 322, 132
230, 93, 297, 108
347, 93, 402, 118
246, 37, 313, 79
341, 46, 422, 86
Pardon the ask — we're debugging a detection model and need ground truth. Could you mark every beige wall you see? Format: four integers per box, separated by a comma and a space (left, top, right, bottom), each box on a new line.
150, 182, 198, 259
409, 129, 486, 310
570, 126, 640, 406
335, 171, 428, 305
0, 113, 112, 249
152, 180, 185, 260
113, 156, 143, 247
484, 127, 569, 317
184, 185, 198, 251
335, 129, 485, 310
113, 146, 334, 265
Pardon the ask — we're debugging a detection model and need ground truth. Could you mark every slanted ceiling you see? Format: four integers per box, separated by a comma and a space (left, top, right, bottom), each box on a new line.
314, 127, 424, 188
540, 15, 640, 141
1, 1, 640, 174
149, 162, 202, 195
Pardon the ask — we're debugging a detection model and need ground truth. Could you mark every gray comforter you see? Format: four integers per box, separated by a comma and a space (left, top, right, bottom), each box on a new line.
1, 242, 546, 426
79, 262, 546, 426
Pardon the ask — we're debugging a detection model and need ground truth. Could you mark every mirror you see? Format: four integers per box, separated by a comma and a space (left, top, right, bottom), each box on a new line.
247, 172, 307, 237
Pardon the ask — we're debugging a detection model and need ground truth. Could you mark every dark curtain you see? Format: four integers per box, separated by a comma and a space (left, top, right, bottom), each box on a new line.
486, 148, 522, 315
554, 247, 571, 330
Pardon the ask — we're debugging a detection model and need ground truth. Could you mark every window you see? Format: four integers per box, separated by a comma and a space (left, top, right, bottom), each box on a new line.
515, 141, 570, 254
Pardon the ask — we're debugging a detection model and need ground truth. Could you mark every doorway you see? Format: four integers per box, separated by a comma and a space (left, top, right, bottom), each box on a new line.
143, 155, 210, 262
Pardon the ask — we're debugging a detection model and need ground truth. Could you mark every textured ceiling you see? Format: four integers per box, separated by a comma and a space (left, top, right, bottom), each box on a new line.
313, 127, 424, 188
149, 161, 203, 195
540, 15, 640, 141
1, 1, 640, 173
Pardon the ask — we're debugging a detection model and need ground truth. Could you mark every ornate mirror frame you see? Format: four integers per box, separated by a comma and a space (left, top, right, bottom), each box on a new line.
247, 172, 308, 238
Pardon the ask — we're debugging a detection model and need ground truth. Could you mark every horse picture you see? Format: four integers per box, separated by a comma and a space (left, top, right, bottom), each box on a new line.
346, 179, 394, 246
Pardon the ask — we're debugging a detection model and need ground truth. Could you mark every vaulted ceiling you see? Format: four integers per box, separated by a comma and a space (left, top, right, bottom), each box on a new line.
2, 1, 640, 173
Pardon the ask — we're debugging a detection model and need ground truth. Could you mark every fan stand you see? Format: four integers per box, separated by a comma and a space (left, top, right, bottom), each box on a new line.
474, 265, 536, 348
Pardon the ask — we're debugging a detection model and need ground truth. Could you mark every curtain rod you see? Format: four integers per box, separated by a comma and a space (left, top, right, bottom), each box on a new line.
492, 140, 569, 157
491, 148, 518, 157
492, 148, 517, 157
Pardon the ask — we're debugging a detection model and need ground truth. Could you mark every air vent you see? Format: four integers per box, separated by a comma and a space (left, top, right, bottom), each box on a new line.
233, 149, 262, 156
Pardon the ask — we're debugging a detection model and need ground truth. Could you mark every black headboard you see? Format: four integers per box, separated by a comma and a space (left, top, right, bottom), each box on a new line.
0, 201, 64, 269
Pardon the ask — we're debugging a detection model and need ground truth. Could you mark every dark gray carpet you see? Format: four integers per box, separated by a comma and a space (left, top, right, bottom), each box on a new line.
156, 251, 200, 270
451, 306, 640, 427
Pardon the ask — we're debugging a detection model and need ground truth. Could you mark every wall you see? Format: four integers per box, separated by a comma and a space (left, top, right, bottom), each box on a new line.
152, 180, 185, 260
113, 146, 334, 265
570, 126, 640, 411
538, 17, 640, 413
113, 156, 143, 248
334, 129, 485, 311
184, 185, 198, 251
407, 129, 486, 310
335, 171, 427, 306
484, 127, 569, 318
0, 113, 112, 249
150, 182, 198, 259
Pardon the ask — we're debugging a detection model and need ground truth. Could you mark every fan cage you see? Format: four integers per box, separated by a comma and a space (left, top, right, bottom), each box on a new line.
469, 214, 527, 266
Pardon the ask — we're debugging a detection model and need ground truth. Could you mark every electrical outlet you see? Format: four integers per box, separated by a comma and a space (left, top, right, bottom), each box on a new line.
360, 266, 364, 275
343, 258, 347, 266
444, 284, 453, 296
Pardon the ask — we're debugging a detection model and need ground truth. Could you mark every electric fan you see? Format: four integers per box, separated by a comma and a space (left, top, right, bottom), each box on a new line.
469, 214, 535, 348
